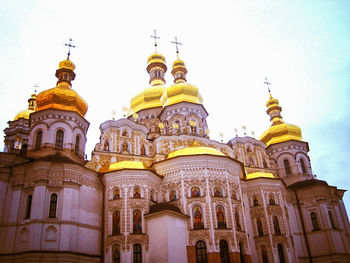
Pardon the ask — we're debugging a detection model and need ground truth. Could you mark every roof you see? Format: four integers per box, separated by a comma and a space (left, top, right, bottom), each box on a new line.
148, 202, 183, 215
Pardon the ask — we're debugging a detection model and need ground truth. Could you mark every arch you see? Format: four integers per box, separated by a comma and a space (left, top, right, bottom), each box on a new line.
257, 217, 264, 236
216, 205, 227, 229
113, 188, 120, 200
195, 240, 208, 263
300, 158, 307, 174
214, 186, 223, 197
191, 186, 201, 197
75, 134, 80, 154
219, 240, 229, 263
273, 215, 281, 235
35, 131, 42, 150
45, 225, 57, 241
133, 243, 142, 263
133, 187, 141, 198
133, 209, 142, 234
310, 212, 320, 231
112, 244, 121, 263
55, 130, 64, 150
169, 190, 176, 201
269, 194, 276, 205
283, 159, 292, 175
112, 210, 120, 235
49, 193, 57, 218
24, 194, 32, 219
235, 210, 241, 231
193, 205, 204, 229
261, 245, 269, 263
277, 244, 286, 263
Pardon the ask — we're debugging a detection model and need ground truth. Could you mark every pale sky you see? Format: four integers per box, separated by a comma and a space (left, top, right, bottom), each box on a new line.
1, 0, 349, 211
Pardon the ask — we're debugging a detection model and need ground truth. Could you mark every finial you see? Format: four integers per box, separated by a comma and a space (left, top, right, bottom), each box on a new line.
64, 38, 76, 60
171, 36, 182, 57
234, 128, 238, 137
242, 125, 247, 136
33, 83, 39, 93
264, 77, 272, 94
122, 106, 130, 118
111, 109, 116, 120
150, 30, 160, 52
219, 132, 224, 143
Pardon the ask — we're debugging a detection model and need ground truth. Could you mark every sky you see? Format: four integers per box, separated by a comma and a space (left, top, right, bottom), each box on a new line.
1, 0, 349, 211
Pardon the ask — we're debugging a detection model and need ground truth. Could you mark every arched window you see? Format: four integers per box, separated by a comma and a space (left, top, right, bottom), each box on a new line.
35, 131, 42, 150
133, 243, 142, 263
104, 140, 109, 151
113, 188, 120, 200
283, 159, 291, 175
235, 210, 241, 231
253, 195, 259, 206
112, 244, 121, 263
55, 130, 64, 150
328, 211, 336, 229
133, 187, 141, 198
75, 135, 80, 154
269, 195, 276, 205
239, 241, 245, 263
193, 206, 204, 229
133, 210, 142, 234
257, 217, 264, 236
219, 240, 229, 263
112, 210, 120, 235
191, 186, 201, 197
169, 190, 176, 201
195, 240, 208, 263
277, 244, 285, 263
216, 206, 226, 229
311, 212, 320, 231
231, 190, 237, 200
24, 194, 32, 219
214, 187, 223, 197
273, 216, 281, 235
122, 130, 129, 137
300, 158, 307, 174
49, 193, 57, 218
261, 246, 269, 263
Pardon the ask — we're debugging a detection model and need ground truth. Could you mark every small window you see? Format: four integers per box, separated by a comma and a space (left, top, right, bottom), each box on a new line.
273, 216, 281, 235
257, 217, 264, 236
283, 159, 291, 175
216, 206, 226, 229
300, 158, 307, 174
214, 187, 223, 197
55, 130, 64, 150
277, 244, 285, 263
235, 210, 241, 231
169, 190, 176, 201
253, 195, 259, 206
112, 210, 120, 235
239, 241, 244, 263
49, 193, 57, 218
112, 245, 121, 263
195, 241, 208, 263
75, 135, 80, 154
133, 187, 141, 198
133, 243, 142, 263
219, 240, 229, 263
231, 190, 237, 200
310, 212, 320, 231
24, 194, 32, 219
261, 246, 269, 263
269, 195, 276, 205
113, 188, 120, 200
104, 141, 109, 151
35, 131, 42, 150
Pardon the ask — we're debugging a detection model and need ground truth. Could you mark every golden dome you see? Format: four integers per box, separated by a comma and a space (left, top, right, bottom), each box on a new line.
147, 53, 166, 65
13, 109, 35, 121
130, 85, 166, 114
161, 82, 203, 107
260, 93, 302, 147
99, 161, 146, 173
246, 172, 275, 180
13, 93, 37, 121
168, 141, 225, 159
59, 59, 76, 71
36, 59, 88, 117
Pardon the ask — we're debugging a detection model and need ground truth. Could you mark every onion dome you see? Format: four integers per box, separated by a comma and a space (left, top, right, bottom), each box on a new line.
130, 53, 167, 114
99, 160, 146, 173
13, 93, 37, 121
36, 58, 88, 117
260, 93, 302, 147
167, 140, 225, 159
161, 56, 202, 107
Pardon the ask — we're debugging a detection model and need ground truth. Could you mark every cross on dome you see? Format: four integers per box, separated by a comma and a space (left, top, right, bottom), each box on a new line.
171, 36, 182, 56
150, 30, 160, 52
64, 38, 76, 60
264, 77, 272, 93
33, 83, 39, 93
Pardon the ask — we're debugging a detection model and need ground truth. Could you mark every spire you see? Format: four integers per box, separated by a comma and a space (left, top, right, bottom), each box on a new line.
171, 36, 187, 84
147, 30, 167, 86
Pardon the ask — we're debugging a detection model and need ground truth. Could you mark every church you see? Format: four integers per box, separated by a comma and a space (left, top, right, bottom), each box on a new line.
0, 39, 350, 263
